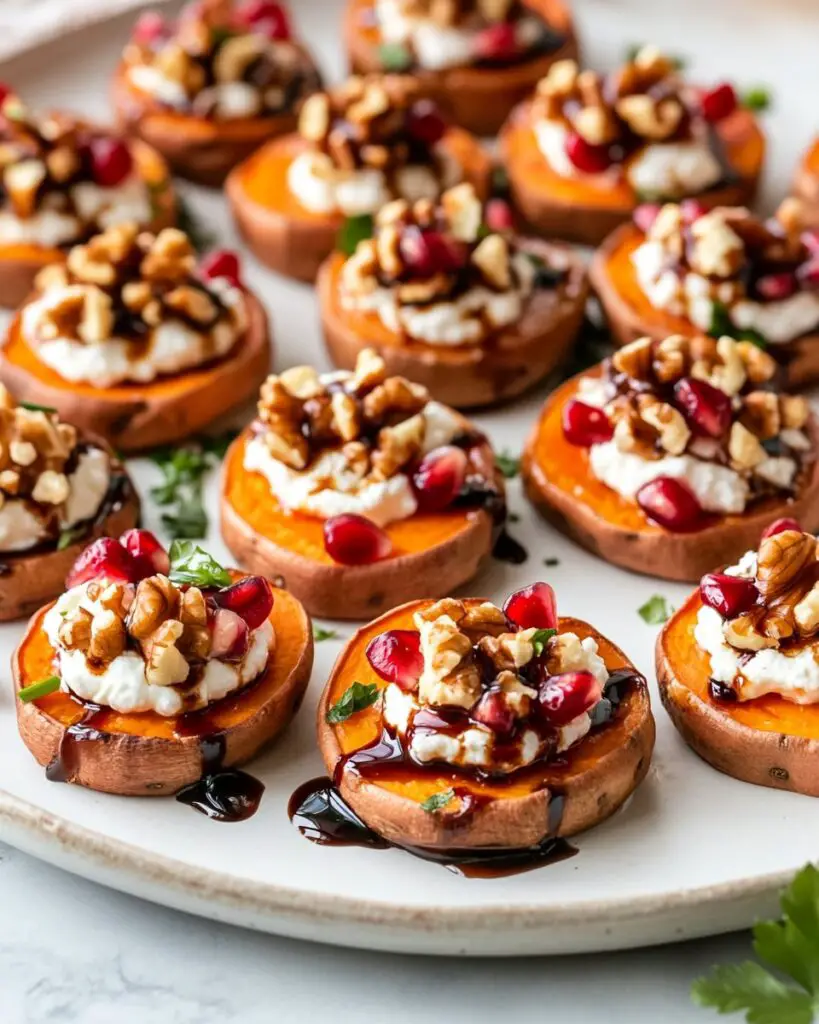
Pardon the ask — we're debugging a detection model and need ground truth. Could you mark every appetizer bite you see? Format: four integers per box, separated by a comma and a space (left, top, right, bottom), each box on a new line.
591, 200, 819, 387
13, 534, 313, 797
523, 333, 819, 582
344, 0, 577, 137
502, 48, 764, 246
221, 348, 504, 619
0, 87, 175, 309
318, 182, 587, 407
791, 138, 819, 229
0, 223, 270, 452
113, 0, 322, 186
314, 585, 654, 861
227, 74, 491, 282
658, 523, 819, 796
0, 389, 138, 621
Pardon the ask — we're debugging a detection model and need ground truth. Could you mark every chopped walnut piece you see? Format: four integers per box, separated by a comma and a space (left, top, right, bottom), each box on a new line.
637, 394, 690, 455
478, 628, 536, 673
89, 608, 127, 662
740, 392, 781, 440
257, 375, 309, 470
371, 413, 425, 479
756, 530, 817, 601
611, 336, 654, 380
471, 234, 511, 290
689, 212, 745, 278
140, 228, 197, 283
728, 421, 766, 470
362, 375, 428, 424
794, 583, 819, 635
31, 470, 69, 505
58, 607, 92, 653
164, 285, 218, 325
144, 620, 190, 687
128, 575, 181, 640
441, 183, 482, 244
415, 606, 480, 710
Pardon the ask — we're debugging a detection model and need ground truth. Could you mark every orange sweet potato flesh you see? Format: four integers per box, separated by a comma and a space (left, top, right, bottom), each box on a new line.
792, 139, 819, 228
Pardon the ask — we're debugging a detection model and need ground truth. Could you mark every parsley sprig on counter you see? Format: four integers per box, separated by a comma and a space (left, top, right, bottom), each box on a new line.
495, 450, 521, 479
638, 595, 673, 625
692, 864, 819, 1023
149, 431, 237, 540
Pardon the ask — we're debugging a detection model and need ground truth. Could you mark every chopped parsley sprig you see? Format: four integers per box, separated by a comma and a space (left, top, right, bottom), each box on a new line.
149, 431, 237, 540
325, 682, 380, 724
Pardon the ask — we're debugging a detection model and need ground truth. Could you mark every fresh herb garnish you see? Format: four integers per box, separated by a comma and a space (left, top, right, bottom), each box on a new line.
710, 301, 768, 349
19, 401, 56, 413
57, 524, 88, 551
509, 512, 521, 523
313, 625, 339, 642
638, 594, 673, 624
325, 682, 380, 724
149, 431, 237, 539
543, 557, 560, 567
168, 540, 232, 589
742, 86, 772, 112
531, 628, 557, 656
176, 194, 216, 254
692, 864, 819, 1023
421, 789, 456, 814
18, 675, 60, 702
337, 213, 374, 256
495, 450, 521, 479
378, 42, 413, 71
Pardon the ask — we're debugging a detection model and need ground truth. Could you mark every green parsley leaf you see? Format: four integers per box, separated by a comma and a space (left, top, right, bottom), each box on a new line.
57, 524, 88, 551
337, 213, 374, 257
325, 682, 380, 724
313, 625, 339, 642
543, 557, 560, 567
742, 86, 772, 112
710, 301, 768, 349
378, 42, 413, 72
149, 431, 237, 540
176, 194, 216, 254
19, 401, 56, 413
531, 628, 557, 657
18, 675, 60, 702
495, 450, 521, 479
168, 540, 232, 589
691, 864, 819, 1023
420, 789, 456, 814
638, 594, 673, 624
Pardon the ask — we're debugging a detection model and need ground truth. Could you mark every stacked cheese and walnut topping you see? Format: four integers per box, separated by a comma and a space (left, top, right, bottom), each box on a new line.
632, 200, 819, 346
20, 223, 247, 387
695, 527, 819, 704
376, 594, 611, 774
123, 0, 320, 121
0, 93, 153, 249
288, 75, 462, 217
0, 387, 110, 553
374, 0, 562, 72
567, 333, 813, 522
533, 47, 735, 199
340, 183, 560, 346
244, 347, 474, 526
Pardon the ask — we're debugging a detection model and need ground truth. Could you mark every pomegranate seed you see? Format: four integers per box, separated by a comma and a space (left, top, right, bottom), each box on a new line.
133, 10, 167, 44
210, 608, 250, 662
797, 258, 819, 290
756, 272, 797, 301
0, 83, 13, 107
700, 572, 759, 618
412, 446, 467, 513
537, 671, 603, 728
473, 22, 518, 61
213, 576, 273, 629
240, 0, 291, 39
66, 537, 140, 589
323, 514, 392, 565
406, 100, 447, 146
366, 629, 423, 691
701, 83, 738, 123
674, 377, 732, 438
120, 529, 170, 577
761, 517, 801, 540
680, 199, 708, 223
564, 131, 611, 174
562, 399, 614, 447
503, 582, 557, 631
637, 476, 704, 532
485, 198, 514, 233
86, 137, 134, 188
200, 249, 242, 288
801, 230, 819, 256
633, 203, 661, 234
472, 690, 515, 736
399, 226, 469, 276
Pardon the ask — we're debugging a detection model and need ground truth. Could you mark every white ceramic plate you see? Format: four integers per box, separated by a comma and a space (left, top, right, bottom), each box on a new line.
1, 0, 818, 957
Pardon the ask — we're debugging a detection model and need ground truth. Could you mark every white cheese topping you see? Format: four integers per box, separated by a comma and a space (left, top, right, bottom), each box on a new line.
0, 447, 110, 553
626, 141, 722, 199
243, 399, 463, 527
21, 277, 246, 387
43, 583, 274, 716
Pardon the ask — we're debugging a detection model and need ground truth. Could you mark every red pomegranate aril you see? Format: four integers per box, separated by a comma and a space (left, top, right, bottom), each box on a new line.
240, 0, 291, 39
797, 258, 819, 290
0, 83, 13, 107
210, 608, 250, 662
761, 517, 801, 540
503, 582, 557, 631
214, 576, 274, 630
120, 528, 170, 577
472, 690, 515, 736
680, 198, 707, 224
485, 198, 514, 233
700, 572, 759, 618
701, 82, 738, 123
473, 22, 518, 61
406, 100, 447, 146
366, 629, 423, 691
66, 537, 140, 589
756, 271, 797, 301
537, 671, 602, 728
412, 445, 467, 512
87, 137, 134, 188
133, 10, 167, 44
561, 399, 614, 447
200, 249, 242, 288
673, 377, 732, 438
637, 476, 704, 532
564, 131, 611, 174
323, 514, 392, 565
633, 203, 661, 234
399, 226, 469, 276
